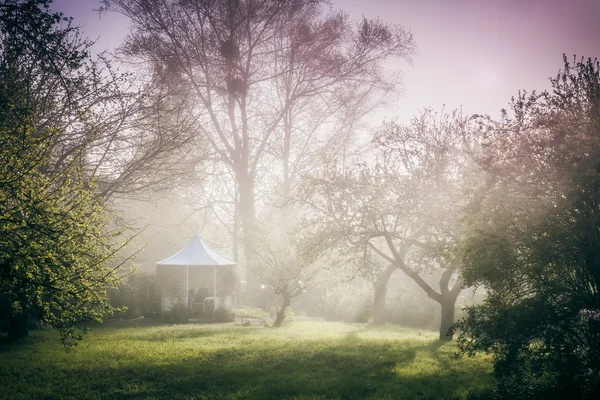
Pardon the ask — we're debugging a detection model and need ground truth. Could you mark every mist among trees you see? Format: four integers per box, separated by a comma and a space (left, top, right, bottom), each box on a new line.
1, 1, 599, 399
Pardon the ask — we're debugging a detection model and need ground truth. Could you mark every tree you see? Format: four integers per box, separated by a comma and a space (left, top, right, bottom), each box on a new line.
244, 218, 333, 326
100, 0, 415, 298
373, 109, 474, 339
305, 109, 471, 339
454, 56, 600, 399
0, 78, 129, 347
3, 0, 206, 204
0, 0, 131, 346
302, 161, 410, 325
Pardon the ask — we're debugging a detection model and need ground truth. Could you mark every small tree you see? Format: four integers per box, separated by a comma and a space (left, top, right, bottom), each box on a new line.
0, 102, 129, 346
245, 220, 331, 326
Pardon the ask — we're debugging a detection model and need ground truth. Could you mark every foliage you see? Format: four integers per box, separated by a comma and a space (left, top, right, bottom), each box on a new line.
0, 321, 493, 399
321, 277, 374, 323
386, 279, 440, 329
230, 305, 268, 320
109, 272, 160, 318
162, 303, 190, 324
212, 306, 236, 323
454, 56, 600, 399
0, 107, 129, 346
0, 0, 131, 347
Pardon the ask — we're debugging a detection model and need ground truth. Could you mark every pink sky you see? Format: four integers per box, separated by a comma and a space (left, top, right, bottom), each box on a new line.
51, 0, 600, 121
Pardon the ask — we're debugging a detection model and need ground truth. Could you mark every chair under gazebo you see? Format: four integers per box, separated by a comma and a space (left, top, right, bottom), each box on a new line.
156, 233, 236, 316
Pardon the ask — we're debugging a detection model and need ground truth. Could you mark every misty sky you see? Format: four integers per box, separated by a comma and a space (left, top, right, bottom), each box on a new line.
51, 0, 600, 121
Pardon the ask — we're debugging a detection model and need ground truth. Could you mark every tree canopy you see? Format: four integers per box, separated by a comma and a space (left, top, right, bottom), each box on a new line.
454, 56, 600, 399
0, 0, 130, 346
101, 0, 416, 299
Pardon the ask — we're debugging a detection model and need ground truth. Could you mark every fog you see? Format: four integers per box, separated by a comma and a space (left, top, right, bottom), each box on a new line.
35, 0, 598, 336
2, 1, 600, 397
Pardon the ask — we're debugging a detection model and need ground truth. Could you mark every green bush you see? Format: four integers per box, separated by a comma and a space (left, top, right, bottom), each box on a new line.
455, 57, 600, 399
386, 285, 438, 329
109, 273, 160, 318
231, 306, 268, 320
213, 307, 235, 322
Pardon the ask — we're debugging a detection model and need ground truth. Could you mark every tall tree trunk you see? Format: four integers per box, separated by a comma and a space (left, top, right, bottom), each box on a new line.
372, 263, 396, 326
277, 106, 295, 230
273, 295, 290, 327
237, 170, 260, 304
7, 311, 29, 341
437, 268, 463, 341
439, 297, 456, 341
232, 198, 240, 263
381, 235, 464, 341
237, 171, 256, 234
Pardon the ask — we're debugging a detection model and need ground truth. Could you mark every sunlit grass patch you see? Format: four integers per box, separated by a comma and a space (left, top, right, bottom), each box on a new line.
0, 321, 492, 399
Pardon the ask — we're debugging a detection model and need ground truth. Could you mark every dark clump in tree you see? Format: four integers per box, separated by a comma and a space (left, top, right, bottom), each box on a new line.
454, 56, 600, 399
0, 0, 129, 348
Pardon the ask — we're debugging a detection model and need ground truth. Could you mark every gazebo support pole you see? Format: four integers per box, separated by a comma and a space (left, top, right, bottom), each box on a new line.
185, 265, 189, 308
213, 265, 217, 311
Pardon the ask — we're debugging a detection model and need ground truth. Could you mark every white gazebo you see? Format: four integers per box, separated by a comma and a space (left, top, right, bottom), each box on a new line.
156, 233, 236, 315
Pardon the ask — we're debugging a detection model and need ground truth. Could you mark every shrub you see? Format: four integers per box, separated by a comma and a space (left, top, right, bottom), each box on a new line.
109, 273, 160, 318
213, 307, 235, 322
321, 280, 373, 323
163, 303, 190, 324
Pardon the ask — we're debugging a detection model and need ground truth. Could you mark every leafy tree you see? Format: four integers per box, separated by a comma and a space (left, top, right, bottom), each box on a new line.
0, 0, 131, 346
454, 56, 600, 399
101, 0, 415, 298
0, 87, 129, 347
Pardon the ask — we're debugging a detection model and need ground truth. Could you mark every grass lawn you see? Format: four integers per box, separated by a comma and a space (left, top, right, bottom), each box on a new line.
0, 321, 493, 399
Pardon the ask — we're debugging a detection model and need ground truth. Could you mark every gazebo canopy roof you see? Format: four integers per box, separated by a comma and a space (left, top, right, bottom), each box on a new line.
156, 233, 236, 266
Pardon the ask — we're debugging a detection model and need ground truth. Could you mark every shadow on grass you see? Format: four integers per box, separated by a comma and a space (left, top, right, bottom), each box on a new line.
0, 326, 493, 400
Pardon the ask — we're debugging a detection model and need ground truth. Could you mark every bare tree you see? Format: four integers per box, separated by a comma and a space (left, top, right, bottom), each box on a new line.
100, 0, 415, 298
304, 160, 424, 326
306, 109, 474, 340
1, 2, 203, 201
244, 218, 333, 326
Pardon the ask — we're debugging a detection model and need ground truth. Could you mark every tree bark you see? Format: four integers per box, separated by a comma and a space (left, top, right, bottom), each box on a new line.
237, 170, 260, 304
273, 295, 290, 327
372, 263, 396, 326
7, 311, 29, 341
439, 297, 456, 341
437, 268, 463, 341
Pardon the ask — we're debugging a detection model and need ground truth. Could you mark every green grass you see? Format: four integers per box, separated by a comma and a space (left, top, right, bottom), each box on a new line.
0, 321, 493, 399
